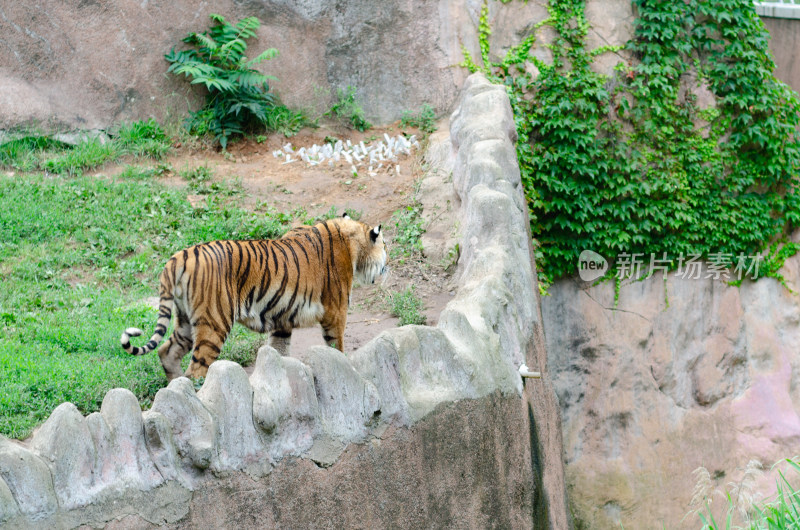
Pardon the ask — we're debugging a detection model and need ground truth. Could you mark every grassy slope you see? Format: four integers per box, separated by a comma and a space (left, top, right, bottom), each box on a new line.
0, 133, 296, 438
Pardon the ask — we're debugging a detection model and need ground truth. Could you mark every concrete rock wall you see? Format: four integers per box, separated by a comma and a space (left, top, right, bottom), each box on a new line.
0, 0, 635, 133
543, 262, 800, 528
0, 0, 545, 131
0, 74, 569, 529
762, 16, 800, 94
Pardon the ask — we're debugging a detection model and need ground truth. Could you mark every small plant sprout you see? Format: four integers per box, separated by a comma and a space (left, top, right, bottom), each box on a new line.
326, 86, 372, 132
390, 286, 426, 326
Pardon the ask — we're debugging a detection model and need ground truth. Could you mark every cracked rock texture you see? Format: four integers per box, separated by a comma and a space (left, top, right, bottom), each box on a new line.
0, 74, 569, 529
543, 263, 800, 528
0, 0, 631, 132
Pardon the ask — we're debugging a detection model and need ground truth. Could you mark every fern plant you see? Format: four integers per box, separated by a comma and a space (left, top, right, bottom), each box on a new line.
165, 14, 296, 148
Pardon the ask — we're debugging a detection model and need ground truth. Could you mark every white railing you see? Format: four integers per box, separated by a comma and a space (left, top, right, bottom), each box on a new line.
755, 1, 800, 19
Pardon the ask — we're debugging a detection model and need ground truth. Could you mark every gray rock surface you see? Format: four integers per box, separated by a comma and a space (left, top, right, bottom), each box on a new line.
418, 126, 461, 265
150, 378, 216, 476
142, 411, 180, 483
762, 17, 800, 96
196, 361, 267, 476
176, 393, 536, 530
352, 325, 479, 424
0, 438, 57, 520
447, 73, 570, 528
543, 263, 800, 528
249, 346, 320, 460
0, 476, 19, 524
90, 389, 164, 494
30, 403, 97, 510
0, 0, 538, 131
295, 346, 381, 444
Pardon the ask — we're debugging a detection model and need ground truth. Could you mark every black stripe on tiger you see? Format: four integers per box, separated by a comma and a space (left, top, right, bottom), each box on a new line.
190, 354, 209, 367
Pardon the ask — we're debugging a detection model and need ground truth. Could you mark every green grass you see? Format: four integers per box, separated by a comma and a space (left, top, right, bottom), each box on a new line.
691, 459, 800, 529
118, 163, 172, 181
389, 286, 427, 326
114, 118, 172, 159
312, 206, 363, 223
753, 459, 800, 528
400, 103, 437, 133
0, 136, 71, 171
0, 119, 172, 176
41, 137, 119, 176
0, 171, 296, 439
327, 86, 372, 132
179, 164, 246, 196
390, 202, 425, 260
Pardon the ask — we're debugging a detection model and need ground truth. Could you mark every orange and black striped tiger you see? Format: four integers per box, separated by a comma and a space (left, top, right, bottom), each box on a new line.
120, 215, 387, 380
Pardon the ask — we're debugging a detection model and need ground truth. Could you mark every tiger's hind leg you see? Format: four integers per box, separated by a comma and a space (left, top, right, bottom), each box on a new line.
185, 321, 230, 379
158, 309, 192, 381
268, 329, 292, 356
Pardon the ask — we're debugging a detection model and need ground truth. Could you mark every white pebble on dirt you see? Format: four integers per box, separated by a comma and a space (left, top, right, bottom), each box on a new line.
273, 134, 420, 174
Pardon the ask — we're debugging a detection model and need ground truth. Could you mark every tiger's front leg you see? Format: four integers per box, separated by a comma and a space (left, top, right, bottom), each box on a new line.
321, 315, 346, 352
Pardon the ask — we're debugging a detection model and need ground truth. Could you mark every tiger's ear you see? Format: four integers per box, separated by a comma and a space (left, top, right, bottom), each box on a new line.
342, 212, 351, 220
370, 225, 381, 243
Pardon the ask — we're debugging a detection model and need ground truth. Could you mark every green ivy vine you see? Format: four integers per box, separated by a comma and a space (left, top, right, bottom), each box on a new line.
463, 0, 800, 288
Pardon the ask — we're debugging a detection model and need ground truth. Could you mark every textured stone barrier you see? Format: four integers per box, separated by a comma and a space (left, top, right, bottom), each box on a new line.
544, 256, 800, 528
0, 74, 568, 529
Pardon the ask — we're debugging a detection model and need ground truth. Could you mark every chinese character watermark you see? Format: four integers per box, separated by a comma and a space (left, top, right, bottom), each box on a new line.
577, 251, 763, 281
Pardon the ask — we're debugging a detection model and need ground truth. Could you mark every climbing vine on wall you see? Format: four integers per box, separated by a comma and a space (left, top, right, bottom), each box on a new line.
463, 0, 800, 288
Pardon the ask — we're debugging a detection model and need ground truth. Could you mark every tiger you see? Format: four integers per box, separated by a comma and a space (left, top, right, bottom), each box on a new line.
120, 214, 387, 380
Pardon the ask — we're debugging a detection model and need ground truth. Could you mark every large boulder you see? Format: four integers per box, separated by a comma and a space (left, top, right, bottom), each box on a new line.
543, 263, 800, 528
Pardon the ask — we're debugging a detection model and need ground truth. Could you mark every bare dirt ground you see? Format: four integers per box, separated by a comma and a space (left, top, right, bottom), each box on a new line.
134, 121, 457, 358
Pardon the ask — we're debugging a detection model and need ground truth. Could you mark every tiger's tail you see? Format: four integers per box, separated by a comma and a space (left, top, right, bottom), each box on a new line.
121, 268, 176, 356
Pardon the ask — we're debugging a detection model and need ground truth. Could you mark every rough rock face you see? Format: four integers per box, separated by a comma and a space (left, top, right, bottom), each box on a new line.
0, 74, 569, 529
0, 0, 634, 132
762, 17, 800, 94
0, 0, 534, 130
543, 262, 800, 528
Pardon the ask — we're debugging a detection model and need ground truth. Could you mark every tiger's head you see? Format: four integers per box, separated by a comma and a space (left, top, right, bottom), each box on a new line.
338, 214, 387, 285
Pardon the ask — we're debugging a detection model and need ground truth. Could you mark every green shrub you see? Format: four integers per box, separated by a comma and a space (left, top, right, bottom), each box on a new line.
327, 86, 372, 131
390, 286, 427, 326
165, 14, 307, 148
390, 202, 425, 259
115, 119, 171, 159
264, 104, 309, 137
400, 103, 437, 133
42, 137, 119, 176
